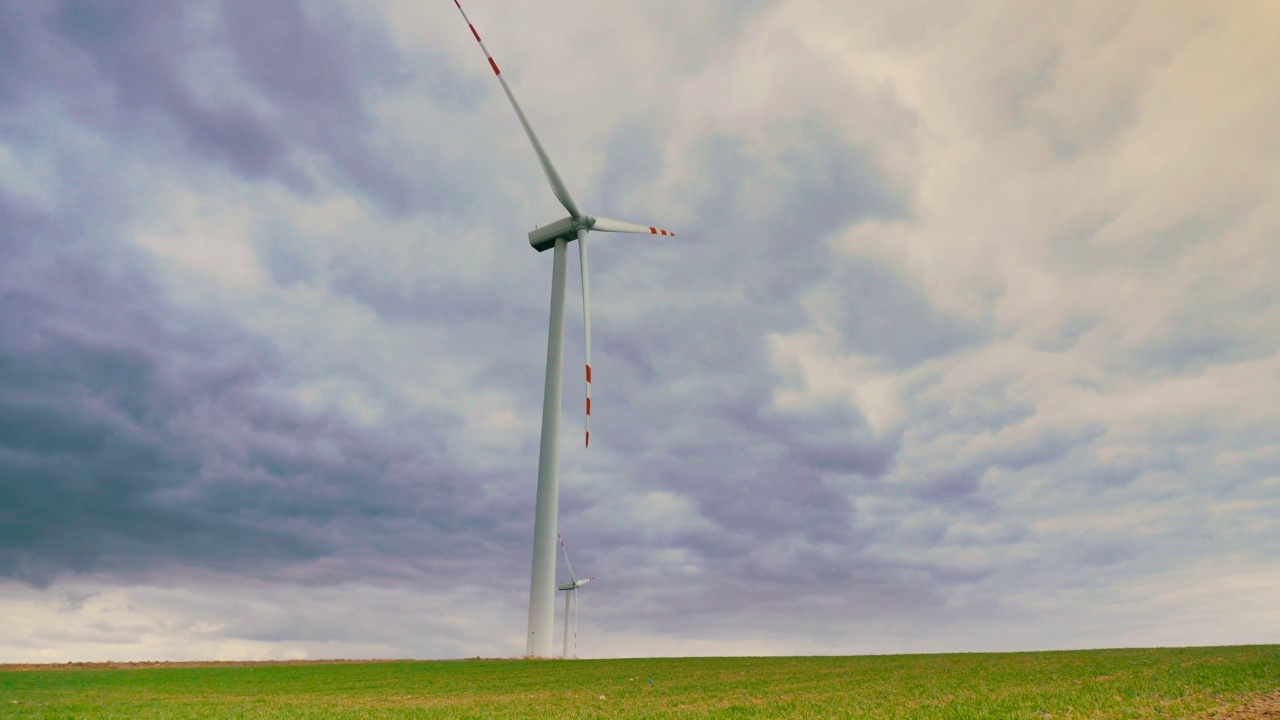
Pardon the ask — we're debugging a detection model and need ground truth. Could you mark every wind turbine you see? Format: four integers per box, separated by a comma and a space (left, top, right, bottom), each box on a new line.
557, 534, 593, 659
451, 1, 676, 658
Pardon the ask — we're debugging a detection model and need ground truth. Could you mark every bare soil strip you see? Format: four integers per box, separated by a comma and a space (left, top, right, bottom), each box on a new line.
1200, 689, 1280, 719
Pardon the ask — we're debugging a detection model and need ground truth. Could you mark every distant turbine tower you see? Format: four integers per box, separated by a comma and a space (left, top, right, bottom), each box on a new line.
557, 534, 593, 660
452, 1, 676, 658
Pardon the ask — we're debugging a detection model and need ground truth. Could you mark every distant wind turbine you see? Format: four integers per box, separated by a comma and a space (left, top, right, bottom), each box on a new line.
557, 534, 593, 660
451, 1, 676, 658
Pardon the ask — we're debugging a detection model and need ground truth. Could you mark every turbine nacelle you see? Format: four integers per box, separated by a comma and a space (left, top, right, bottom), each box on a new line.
529, 217, 584, 252
557, 577, 593, 591
529, 216, 677, 252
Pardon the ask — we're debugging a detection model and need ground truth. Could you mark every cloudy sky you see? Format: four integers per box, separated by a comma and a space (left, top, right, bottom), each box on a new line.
1, 0, 1277, 662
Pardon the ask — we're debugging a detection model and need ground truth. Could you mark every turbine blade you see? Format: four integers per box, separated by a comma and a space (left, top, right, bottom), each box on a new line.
453, 0, 581, 218
558, 533, 577, 584
588, 216, 677, 237
577, 227, 592, 448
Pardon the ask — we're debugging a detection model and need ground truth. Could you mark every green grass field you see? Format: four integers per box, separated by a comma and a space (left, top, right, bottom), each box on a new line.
2, 645, 1277, 719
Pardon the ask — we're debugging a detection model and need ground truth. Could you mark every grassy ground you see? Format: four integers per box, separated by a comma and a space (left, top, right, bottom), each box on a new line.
1, 645, 1277, 719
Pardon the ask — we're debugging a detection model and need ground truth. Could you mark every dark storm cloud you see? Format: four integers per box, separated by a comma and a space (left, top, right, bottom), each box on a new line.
0, 0, 472, 212
0, 191, 532, 590
0, 195, 278, 585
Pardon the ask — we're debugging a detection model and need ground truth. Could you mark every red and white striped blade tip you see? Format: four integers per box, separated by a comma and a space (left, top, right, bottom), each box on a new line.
587, 216, 677, 236
454, 0, 501, 76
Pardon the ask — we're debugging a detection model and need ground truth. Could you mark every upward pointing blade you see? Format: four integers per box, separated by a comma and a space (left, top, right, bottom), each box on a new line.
453, 0, 581, 219
558, 534, 577, 585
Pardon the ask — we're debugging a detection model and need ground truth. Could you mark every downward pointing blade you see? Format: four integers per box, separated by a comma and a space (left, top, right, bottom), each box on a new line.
453, 0, 581, 219
577, 227, 592, 448
589, 216, 677, 236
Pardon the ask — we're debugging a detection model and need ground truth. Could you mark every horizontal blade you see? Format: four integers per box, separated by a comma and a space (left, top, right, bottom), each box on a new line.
453, 0, 581, 218
588, 216, 676, 236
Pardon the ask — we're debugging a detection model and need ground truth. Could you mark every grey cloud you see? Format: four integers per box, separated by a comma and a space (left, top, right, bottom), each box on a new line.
1035, 312, 1097, 353
53, 0, 288, 179
529, 114, 953, 636
314, 113, 917, 594
993, 424, 1106, 472
255, 218, 321, 287
1140, 323, 1260, 373
1085, 461, 1144, 490
0, 3, 60, 107
0, 192, 533, 591
1130, 278, 1280, 375
3, 0, 467, 211
1078, 541, 1131, 568
904, 420, 1107, 505
56, 589, 100, 612
692, 124, 906, 308
218, 0, 423, 210
221, 1, 363, 112
771, 401, 897, 476
829, 257, 990, 367
329, 263, 515, 326
4, 0, 1276, 661
712, 0, 773, 33
0, 226, 279, 584
0, 217, 301, 586
916, 465, 984, 502
596, 542, 988, 639
597, 114, 667, 211
910, 376, 1037, 438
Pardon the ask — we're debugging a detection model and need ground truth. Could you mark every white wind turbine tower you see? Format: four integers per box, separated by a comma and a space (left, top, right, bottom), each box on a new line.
557, 534, 593, 659
452, 1, 676, 658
